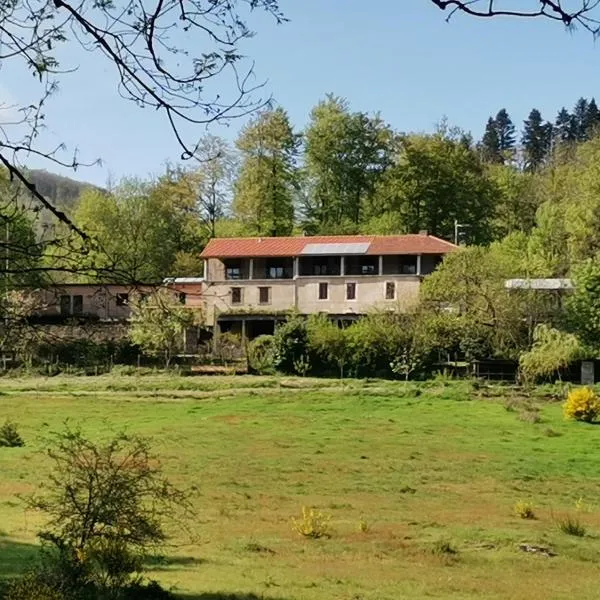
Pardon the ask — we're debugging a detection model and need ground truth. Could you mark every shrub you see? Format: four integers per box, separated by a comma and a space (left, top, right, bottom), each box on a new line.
247, 335, 275, 374
555, 513, 586, 537
0, 420, 25, 447
3, 572, 63, 600
431, 539, 458, 556
292, 506, 331, 539
514, 500, 536, 520
272, 315, 310, 375
519, 325, 582, 384
563, 387, 600, 423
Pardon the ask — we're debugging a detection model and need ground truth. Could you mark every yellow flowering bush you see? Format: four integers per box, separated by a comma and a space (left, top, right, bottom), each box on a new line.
563, 387, 600, 423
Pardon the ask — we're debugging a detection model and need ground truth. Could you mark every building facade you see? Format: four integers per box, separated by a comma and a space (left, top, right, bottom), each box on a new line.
200, 233, 457, 338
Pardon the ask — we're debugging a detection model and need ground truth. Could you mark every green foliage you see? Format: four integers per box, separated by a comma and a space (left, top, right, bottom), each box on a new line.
246, 335, 274, 374
23, 428, 187, 599
0, 419, 24, 448
519, 325, 582, 384
567, 258, 600, 350
73, 171, 205, 283
233, 108, 299, 236
303, 95, 393, 233
370, 129, 499, 244
563, 387, 600, 423
129, 289, 198, 368
271, 315, 310, 375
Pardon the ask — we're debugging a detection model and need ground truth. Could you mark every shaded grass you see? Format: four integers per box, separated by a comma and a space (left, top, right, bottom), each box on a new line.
0, 375, 599, 599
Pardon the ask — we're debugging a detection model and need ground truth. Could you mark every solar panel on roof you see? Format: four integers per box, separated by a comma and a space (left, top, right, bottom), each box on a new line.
302, 242, 371, 255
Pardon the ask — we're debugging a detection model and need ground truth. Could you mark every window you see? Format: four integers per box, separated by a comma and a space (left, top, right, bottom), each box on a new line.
231, 287, 242, 304
116, 293, 129, 307
361, 264, 376, 275
268, 266, 284, 279
385, 281, 396, 300
318, 282, 328, 300
72, 295, 83, 315
346, 282, 356, 300
178, 292, 186, 305
59, 295, 70, 316
259, 286, 271, 304
226, 265, 241, 280
345, 256, 379, 276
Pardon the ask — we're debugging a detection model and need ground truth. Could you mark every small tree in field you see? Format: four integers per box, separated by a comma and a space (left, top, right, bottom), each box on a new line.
129, 288, 199, 368
20, 428, 189, 599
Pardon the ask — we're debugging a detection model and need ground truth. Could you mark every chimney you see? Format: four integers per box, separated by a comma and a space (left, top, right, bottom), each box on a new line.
418, 230, 428, 236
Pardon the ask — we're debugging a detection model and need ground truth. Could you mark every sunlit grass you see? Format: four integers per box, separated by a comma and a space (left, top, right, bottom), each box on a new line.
1, 375, 599, 599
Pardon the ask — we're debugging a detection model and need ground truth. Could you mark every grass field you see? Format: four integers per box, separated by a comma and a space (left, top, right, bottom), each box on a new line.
1, 374, 600, 599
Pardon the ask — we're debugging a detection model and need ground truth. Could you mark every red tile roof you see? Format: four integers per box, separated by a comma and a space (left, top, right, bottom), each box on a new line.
201, 234, 457, 258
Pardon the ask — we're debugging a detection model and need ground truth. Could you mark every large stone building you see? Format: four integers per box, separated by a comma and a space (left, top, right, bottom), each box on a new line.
200, 233, 457, 339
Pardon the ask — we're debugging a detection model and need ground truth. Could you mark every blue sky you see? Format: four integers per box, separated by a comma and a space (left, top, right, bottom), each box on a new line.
3, 1, 600, 186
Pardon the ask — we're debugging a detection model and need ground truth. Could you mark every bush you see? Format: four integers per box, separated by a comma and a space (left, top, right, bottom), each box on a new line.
514, 500, 536, 519
3, 572, 63, 600
272, 315, 310, 375
0, 419, 24, 447
563, 387, 600, 423
292, 506, 331, 539
555, 513, 586, 536
247, 335, 275, 374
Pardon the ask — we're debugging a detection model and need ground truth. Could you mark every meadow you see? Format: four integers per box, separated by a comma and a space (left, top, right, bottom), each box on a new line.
1, 374, 599, 600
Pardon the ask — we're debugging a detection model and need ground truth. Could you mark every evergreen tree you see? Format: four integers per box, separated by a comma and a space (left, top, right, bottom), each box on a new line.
553, 107, 576, 144
494, 108, 516, 156
480, 117, 501, 163
232, 108, 299, 237
522, 109, 552, 172
583, 98, 600, 139
573, 97, 589, 141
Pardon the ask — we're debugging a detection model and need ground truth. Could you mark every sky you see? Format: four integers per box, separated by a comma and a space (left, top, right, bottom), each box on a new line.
2, 0, 600, 186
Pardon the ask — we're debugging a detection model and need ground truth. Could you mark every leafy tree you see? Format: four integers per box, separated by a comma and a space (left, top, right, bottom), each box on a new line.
566, 258, 600, 351
271, 314, 310, 375
583, 98, 600, 138
22, 427, 189, 599
233, 108, 299, 236
74, 172, 204, 283
129, 289, 199, 368
522, 109, 552, 172
303, 95, 393, 233
0, 0, 283, 244
372, 131, 498, 243
519, 324, 582, 383
194, 136, 237, 239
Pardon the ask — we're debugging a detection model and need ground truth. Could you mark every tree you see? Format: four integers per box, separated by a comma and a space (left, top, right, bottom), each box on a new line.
566, 258, 600, 351
495, 109, 516, 155
480, 117, 501, 164
372, 130, 498, 244
22, 427, 189, 599
129, 288, 198, 368
583, 98, 600, 139
233, 108, 299, 236
0, 0, 283, 235
74, 172, 204, 283
303, 95, 393, 233
553, 108, 576, 146
572, 97, 590, 141
429, 1, 600, 34
194, 136, 237, 239
522, 109, 552, 172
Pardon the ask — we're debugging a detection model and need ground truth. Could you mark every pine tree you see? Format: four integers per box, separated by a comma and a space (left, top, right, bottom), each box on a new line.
480, 117, 501, 163
573, 97, 589, 141
233, 108, 299, 236
522, 109, 552, 172
494, 108, 516, 156
583, 98, 600, 139
554, 107, 576, 144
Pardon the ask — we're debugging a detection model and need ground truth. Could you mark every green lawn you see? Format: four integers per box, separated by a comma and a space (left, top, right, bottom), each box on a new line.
1, 374, 600, 599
